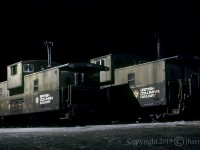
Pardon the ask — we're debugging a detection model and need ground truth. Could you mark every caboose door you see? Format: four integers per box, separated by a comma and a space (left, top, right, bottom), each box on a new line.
167, 81, 180, 114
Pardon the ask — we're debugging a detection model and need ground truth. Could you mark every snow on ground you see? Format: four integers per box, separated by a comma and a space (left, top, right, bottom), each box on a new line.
0, 120, 200, 133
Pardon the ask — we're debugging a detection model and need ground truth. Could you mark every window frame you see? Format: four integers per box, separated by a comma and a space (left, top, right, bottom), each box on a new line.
33, 79, 39, 92
23, 64, 34, 73
11, 65, 17, 76
128, 73, 135, 88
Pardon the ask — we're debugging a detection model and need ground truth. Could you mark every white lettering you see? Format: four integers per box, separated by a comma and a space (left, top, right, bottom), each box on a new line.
140, 87, 160, 99
38, 94, 54, 104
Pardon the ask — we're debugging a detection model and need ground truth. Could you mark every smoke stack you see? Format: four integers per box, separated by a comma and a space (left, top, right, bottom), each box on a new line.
44, 41, 53, 68
155, 33, 161, 60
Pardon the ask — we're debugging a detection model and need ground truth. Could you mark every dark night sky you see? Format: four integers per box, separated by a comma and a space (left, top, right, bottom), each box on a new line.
0, 1, 200, 81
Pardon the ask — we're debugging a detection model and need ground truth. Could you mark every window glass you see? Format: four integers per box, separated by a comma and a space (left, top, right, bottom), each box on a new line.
24, 64, 34, 73
11, 65, 17, 75
0, 88, 2, 100
128, 73, 135, 87
34, 79, 39, 92
96, 59, 105, 66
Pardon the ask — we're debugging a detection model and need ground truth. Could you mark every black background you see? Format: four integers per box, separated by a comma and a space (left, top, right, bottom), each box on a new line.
1, 1, 200, 81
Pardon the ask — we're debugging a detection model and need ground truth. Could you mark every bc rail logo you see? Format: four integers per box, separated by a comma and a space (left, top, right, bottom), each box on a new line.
35, 94, 53, 104
133, 90, 140, 98
140, 87, 160, 99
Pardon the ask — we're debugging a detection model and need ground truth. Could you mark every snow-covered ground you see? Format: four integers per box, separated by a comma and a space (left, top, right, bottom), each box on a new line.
0, 120, 199, 133
0, 121, 200, 150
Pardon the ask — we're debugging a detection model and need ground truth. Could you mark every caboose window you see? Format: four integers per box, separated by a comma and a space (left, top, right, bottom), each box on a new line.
128, 73, 135, 87
23, 64, 34, 73
191, 73, 199, 89
11, 65, 17, 75
34, 79, 39, 92
0, 88, 2, 100
96, 59, 105, 66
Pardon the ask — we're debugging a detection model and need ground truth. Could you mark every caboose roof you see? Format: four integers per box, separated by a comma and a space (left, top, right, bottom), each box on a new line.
57, 62, 109, 72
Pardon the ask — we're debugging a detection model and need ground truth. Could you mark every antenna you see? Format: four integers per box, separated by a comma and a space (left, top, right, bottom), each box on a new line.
44, 41, 53, 68
155, 33, 161, 60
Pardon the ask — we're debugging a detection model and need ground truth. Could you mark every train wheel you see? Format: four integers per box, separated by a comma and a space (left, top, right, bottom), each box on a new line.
150, 113, 167, 123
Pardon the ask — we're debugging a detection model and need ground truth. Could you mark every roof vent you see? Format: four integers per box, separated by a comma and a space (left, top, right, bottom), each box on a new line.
155, 33, 161, 60
44, 41, 53, 68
